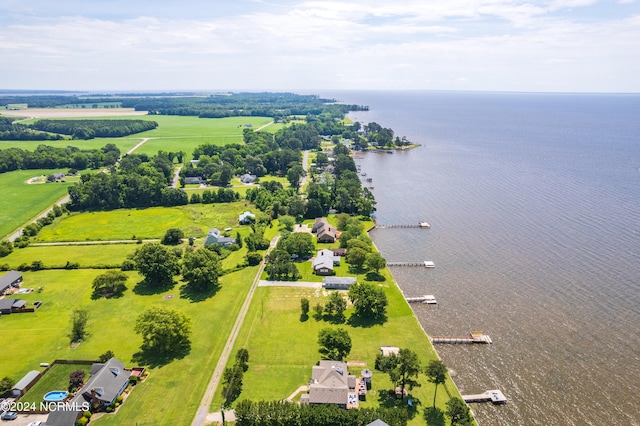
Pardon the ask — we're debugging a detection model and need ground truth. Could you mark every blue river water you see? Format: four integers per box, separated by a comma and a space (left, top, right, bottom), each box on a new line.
323, 90, 640, 425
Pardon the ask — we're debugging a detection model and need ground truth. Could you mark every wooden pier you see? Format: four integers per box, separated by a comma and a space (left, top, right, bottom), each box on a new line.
430, 331, 492, 344
462, 389, 507, 404
375, 221, 430, 229
405, 295, 437, 304
388, 261, 435, 268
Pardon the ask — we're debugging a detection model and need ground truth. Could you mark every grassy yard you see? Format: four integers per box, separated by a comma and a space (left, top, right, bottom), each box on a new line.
19, 363, 92, 405
0, 169, 73, 239
35, 201, 255, 242
210, 269, 461, 425
134, 115, 273, 139
0, 264, 260, 426
1, 243, 139, 269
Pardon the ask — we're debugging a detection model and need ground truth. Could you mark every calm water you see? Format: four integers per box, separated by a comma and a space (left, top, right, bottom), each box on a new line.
330, 91, 640, 425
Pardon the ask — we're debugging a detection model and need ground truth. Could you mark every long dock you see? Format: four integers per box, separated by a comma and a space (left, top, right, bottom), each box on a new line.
388, 261, 435, 268
462, 389, 507, 404
430, 331, 492, 344
375, 221, 430, 229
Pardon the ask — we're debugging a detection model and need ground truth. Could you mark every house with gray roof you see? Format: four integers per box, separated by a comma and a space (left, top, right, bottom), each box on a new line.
301, 360, 359, 409
80, 358, 131, 408
0, 298, 27, 315
204, 228, 236, 246
0, 270, 22, 294
322, 277, 357, 290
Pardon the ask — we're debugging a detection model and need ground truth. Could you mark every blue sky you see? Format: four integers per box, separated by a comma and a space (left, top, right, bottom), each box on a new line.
1, 0, 638, 92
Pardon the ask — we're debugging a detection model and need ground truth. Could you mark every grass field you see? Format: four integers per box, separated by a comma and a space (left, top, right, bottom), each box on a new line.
0, 137, 140, 153
0, 169, 73, 239
1, 243, 140, 269
1, 265, 260, 426
35, 201, 255, 242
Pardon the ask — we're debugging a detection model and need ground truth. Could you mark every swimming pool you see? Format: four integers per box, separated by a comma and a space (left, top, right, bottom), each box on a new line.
43, 390, 68, 401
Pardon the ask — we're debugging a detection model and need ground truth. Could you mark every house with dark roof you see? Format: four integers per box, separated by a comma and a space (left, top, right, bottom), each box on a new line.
0, 298, 27, 315
204, 228, 236, 246
301, 360, 359, 409
312, 219, 338, 243
80, 358, 131, 408
0, 270, 22, 294
311, 218, 329, 233
184, 176, 205, 185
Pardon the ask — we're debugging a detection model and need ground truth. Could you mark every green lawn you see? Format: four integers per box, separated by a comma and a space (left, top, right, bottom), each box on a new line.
1, 243, 140, 269
20, 363, 92, 405
1, 265, 260, 426
0, 169, 73, 239
211, 268, 462, 425
134, 116, 273, 139
35, 201, 255, 242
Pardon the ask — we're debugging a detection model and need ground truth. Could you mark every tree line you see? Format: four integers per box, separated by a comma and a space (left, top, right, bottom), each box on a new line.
29, 119, 158, 139
0, 143, 120, 174
0, 116, 64, 141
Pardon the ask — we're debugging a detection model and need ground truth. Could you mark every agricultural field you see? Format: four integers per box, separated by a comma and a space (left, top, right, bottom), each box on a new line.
0, 169, 73, 239
1, 265, 260, 426
35, 201, 255, 242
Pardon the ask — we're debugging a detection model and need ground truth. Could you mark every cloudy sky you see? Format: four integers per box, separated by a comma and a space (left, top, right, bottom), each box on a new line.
1, 0, 638, 93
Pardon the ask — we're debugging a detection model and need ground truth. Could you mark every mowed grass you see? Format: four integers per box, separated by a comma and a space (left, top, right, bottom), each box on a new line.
1, 265, 260, 426
134, 115, 273, 138
20, 363, 92, 405
0, 169, 73, 239
1, 244, 139, 269
35, 201, 255, 242
211, 269, 461, 425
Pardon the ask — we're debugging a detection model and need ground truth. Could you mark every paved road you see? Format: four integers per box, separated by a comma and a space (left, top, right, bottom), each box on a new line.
192, 235, 280, 426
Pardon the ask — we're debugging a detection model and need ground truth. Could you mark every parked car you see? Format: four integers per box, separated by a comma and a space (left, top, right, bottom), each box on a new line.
1, 411, 17, 420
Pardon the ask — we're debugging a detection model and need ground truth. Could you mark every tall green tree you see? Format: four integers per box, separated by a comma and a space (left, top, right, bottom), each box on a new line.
426, 359, 448, 407
181, 248, 221, 292
69, 308, 89, 343
161, 228, 184, 245
317, 327, 352, 360
389, 349, 421, 400
91, 270, 128, 298
134, 307, 192, 354
366, 252, 386, 275
348, 282, 388, 320
133, 243, 180, 286
446, 397, 473, 425
324, 292, 347, 322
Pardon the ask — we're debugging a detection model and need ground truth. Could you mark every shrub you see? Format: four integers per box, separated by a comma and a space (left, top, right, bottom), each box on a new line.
120, 259, 136, 271
115, 395, 123, 404
83, 411, 91, 418
246, 252, 263, 266
76, 417, 89, 426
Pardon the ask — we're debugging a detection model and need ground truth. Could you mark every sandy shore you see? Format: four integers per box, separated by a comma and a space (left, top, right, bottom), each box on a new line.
0, 108, 148, 119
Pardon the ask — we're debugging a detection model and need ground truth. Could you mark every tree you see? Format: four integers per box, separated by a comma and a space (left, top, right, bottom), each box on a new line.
324, 291, 346, 321
426, 359, 448, 407
69, 308, 89, 343
346, 247, 367, 270
134, 307, 192, 354
366, 252, 386, 274
446, 397, 473, 425
69, 370, 86, 389
348, 282, 388, 319
133, 243, 180, 286
286, 164, 304, 189
91, 270, 128, 298
181, 248, 221, 292
0, 376, 14, 396
278, 215, 296, 232
300, 298, 310, 316
222, 364, 244, 405
280, 232, 314, 259
161, 228, 184, 245
265, 249, 300, 280
389, 349, 421, 400
98, 350, 115, 363
317, 327, 352, 360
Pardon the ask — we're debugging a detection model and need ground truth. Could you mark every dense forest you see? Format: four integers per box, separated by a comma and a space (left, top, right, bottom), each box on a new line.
29, 119, 158, 139
0, 143, 120, 173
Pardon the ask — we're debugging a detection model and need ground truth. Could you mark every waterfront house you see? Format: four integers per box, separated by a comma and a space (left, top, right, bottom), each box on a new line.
301, 361, 359, 409
204, 228, 236, 246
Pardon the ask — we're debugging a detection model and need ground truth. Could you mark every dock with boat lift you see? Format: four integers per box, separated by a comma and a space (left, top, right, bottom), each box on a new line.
462, 389, 507, 404
430, 331, 492, 344
405, 295, 437, 304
